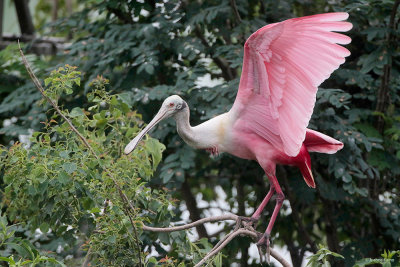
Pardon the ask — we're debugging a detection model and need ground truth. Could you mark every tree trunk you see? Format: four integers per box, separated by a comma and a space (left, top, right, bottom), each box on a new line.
181, 178, 209, 239
14, 0, 35, 35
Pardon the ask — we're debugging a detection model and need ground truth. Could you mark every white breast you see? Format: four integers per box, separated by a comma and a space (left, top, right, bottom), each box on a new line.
191, 112, 233, 152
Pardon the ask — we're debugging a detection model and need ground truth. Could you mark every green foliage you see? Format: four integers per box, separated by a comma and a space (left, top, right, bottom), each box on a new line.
307, 245, 345, 267
0, 66, 178, 265
0, 212, 65, 266
353, 250, 400, 267
43, 64, 81, 103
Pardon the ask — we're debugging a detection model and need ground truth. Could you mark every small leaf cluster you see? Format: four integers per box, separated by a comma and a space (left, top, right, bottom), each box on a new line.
43, 64, 81, 104
307, 245, 345, 267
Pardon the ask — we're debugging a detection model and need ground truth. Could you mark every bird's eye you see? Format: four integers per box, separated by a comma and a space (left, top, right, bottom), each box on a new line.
169, 103, 175, 107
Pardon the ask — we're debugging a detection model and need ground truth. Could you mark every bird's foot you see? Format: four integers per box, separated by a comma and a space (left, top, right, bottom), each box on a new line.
237, 216, 259, 229
256, 233, 271, 264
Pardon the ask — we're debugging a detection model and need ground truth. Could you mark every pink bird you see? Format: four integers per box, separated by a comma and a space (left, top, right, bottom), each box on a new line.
125, 12, 352, 259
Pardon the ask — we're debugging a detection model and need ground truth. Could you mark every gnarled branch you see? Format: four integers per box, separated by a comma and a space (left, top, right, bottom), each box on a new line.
143, 214, 291, 267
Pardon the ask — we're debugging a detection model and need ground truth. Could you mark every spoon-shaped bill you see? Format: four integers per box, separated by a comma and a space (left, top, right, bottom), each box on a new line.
124, 109, 168, 154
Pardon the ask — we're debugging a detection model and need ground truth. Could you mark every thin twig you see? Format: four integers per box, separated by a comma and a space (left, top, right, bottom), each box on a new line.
81, 246, 92, 267
124, 205, 143, 266
194, 229, 248, 267
18, 42, 143, 267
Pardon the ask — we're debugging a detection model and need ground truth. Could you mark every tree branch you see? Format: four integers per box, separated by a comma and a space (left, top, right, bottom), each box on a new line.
142, 214, 238, 232
142, 214, 291, 267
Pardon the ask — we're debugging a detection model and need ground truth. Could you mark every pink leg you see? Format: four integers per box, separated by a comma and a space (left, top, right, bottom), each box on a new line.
251, 186, 275, 221
255, 175, 285, 263
256, 175, 284, 250
264, 175, 284, 236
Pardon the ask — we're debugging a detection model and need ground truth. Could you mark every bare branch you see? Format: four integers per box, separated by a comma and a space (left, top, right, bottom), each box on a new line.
142, 214, 238, 232
142, 214, 292, 267
194, 229, 249, 267
196, 228, 291, 267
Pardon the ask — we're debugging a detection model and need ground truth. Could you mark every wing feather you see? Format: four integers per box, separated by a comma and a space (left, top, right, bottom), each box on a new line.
232, 12, 352, 156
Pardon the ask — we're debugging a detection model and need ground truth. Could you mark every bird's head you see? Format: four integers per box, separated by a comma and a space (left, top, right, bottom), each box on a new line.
124, 95, 187, 154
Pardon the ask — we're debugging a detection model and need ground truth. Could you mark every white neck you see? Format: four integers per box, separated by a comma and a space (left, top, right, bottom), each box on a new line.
174, 107, 196, 146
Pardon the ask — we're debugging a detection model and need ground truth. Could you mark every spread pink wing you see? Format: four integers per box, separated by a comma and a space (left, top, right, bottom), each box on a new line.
231, 12, 352, 156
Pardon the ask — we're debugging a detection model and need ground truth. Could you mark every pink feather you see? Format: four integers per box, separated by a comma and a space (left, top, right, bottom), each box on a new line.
232, 12, 352, 156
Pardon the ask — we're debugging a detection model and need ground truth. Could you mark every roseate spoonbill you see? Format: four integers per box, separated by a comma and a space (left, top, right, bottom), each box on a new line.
125, 12, 351, 258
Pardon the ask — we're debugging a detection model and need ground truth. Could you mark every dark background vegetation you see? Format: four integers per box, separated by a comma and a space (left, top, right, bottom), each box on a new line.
0, 0, 399, 266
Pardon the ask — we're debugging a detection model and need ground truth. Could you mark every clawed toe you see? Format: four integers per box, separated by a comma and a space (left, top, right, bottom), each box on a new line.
257, 233, 271, 264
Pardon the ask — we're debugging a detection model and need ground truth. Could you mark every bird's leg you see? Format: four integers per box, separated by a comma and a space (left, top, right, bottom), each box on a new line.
237, 186, 275, 229
257, 175, 285, 263
251, 185, 275, 221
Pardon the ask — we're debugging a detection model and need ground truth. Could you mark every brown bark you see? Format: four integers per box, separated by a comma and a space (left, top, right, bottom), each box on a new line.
14, 0, 35, 35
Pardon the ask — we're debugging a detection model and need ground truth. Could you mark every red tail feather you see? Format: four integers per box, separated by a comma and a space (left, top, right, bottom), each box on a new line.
297, 129, 343, 188
297, 145, 315, 188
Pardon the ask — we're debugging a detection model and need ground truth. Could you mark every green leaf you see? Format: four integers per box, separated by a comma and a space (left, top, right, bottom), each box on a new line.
69, 107, 85, 117
58, 171, 70, 184
44, 78, 52, 87
39, 222, 49, 233
0, 256, 15, 264
144, 64, 154, 75
62, 162, 77, 174
146, 138, 165, 169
